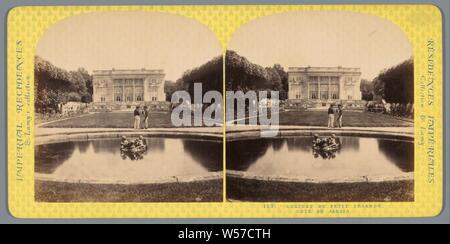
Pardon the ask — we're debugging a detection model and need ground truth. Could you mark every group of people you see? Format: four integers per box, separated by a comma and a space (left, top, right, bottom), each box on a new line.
327, 104, 344, 128
133, 106, 150, 129
384, 102, 414, 118
120, 136, 148, 160
366, 102, 414, 119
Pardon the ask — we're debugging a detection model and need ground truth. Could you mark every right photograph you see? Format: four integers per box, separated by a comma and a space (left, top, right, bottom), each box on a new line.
225, 11, 415, 202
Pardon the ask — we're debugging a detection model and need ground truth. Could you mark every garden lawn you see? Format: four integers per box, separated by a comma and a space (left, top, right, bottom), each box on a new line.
41, 112, 175, 128
41, 110, 413, 128
279, 110, 413, 127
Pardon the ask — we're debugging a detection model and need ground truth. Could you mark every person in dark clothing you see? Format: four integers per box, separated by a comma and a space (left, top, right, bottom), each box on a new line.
327, 105, 335, 128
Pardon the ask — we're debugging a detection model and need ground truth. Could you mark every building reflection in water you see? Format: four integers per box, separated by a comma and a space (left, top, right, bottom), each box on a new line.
35, 138, 223, 177
227, 136, 413, 176
340, 137, 360, 151
286, 137, 311, 152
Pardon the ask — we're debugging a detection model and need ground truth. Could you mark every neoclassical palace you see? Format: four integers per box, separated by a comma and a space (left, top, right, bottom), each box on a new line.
92, 69, 166, 109
287, 66, 362, 108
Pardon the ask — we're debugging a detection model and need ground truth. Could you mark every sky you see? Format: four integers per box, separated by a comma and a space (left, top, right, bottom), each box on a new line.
36, 12, 222, 81
228, 11, 413, 80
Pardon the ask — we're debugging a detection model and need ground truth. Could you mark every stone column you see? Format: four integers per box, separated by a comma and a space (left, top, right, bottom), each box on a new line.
143, 77, 149, 102
122, 81, 125, 103
318, 82, 321, 100
328, 77, 331, 100
107, 79, 113, 103
307, 82, 310, 100
133, 80, 136, 102
339, 76, 345, 100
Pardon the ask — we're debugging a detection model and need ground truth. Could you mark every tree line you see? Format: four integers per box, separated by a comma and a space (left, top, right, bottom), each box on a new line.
372, 58, 414, 104
35, 52, 413, 114
173, 50, 289, 100
226, 50, 288, 100
35, 56, 93, 113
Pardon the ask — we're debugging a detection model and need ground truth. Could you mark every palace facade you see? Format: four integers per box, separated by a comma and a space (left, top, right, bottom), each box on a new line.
287, 66, 362, 108
92, 69, 166, 109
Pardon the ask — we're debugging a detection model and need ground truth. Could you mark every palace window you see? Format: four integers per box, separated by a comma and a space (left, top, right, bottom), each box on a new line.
331, 84, 339, 100
113, 80, 123, 102
320, 83, 329, 100
309, 83, 318, 100
124, 79, 134, 102
96, 87, 108, 102
134, 79, 144, 102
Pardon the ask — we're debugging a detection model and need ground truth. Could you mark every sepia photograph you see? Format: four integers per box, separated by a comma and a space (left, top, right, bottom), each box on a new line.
225, 11, 414, 202
3, 1, 447, 224
34, 12, 224, 202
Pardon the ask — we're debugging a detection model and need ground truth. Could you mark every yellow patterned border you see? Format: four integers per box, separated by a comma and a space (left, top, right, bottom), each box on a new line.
7, 5, 443, 218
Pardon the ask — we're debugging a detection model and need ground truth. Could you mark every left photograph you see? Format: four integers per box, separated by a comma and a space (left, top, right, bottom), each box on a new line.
34, 12, 224, 202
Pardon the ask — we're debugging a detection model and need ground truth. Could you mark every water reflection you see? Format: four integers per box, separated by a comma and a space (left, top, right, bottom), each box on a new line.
313, 147, 339, 160
92, 140, 120, 154
35, 138, 223, 181
120, 146, 148, 161
147, 138, 165, 152
35, 142, 76, 174
378, 139, 414, 172
287, 137, 311, 152
227, 136, 413, 179
77, 142, 90, 154
182, 140, 223, 171
226, 139, 271, 171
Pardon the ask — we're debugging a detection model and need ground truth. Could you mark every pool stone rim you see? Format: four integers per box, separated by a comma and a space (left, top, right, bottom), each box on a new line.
35, 130, 224, 185
226, 128, 414, 184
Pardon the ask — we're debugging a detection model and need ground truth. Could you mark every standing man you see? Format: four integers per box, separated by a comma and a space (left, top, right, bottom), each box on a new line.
337, 104, 344, 128
142, 106, 149, 129
134, 106, 141, 129
327, 104, 335, 128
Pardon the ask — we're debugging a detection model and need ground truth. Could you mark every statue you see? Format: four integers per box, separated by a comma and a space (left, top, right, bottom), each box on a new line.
312, 134, 341, 159
120, 136, 148, 160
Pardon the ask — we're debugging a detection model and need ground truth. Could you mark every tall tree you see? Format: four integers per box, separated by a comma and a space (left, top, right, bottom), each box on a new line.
225, 50, 286, 99
35, 56, 93, 113
177, 55, 223, 99
360, 79, 374, 101
271, 64, 289, 100
373, 58, 414, 103
164, 80, 178, 102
